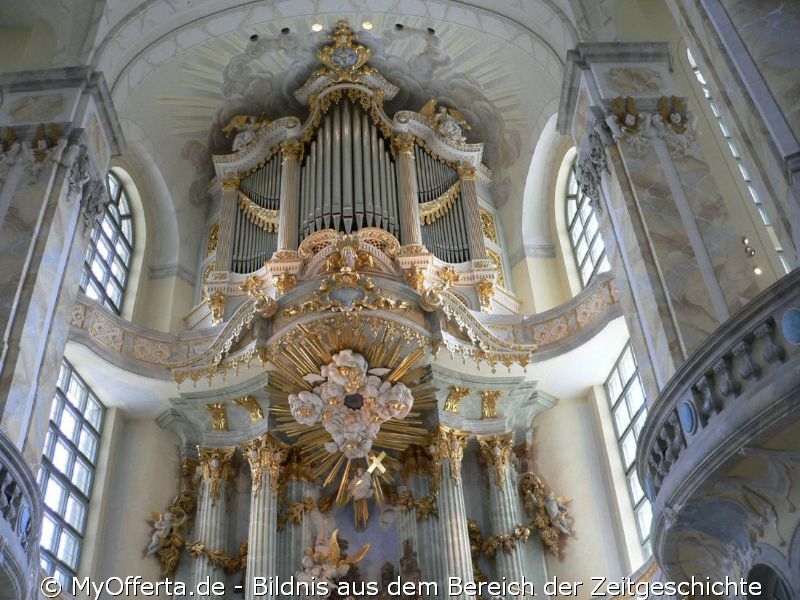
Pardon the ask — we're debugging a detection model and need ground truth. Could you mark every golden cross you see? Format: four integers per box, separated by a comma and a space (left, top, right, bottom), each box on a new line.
367, 451, 387, 474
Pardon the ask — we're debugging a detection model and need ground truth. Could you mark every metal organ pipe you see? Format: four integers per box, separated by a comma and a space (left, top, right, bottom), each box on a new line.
353, 105, 364, 230
342, 100, 354, 233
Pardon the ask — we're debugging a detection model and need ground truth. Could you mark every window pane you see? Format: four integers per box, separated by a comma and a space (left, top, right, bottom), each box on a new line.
64, 495, 87, 533
44, 479, 66, 513
59, 407, 79, 442
627, 377, 646, 413
57, 530, 80, 569
85, 398, 104, 431
607, 372, 623, 403
51, 439, 72, 474
619, 348, 636, 382
620, 431, 637, 469
613, 404, 631, 434
71, 458, 92, 495
628, 471, 644, 504
78, 428, 98, 462
636, 501, 653, 538
41, 515, 58, 552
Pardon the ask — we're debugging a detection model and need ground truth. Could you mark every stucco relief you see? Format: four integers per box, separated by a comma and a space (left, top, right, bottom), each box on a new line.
89, 312, 124, 352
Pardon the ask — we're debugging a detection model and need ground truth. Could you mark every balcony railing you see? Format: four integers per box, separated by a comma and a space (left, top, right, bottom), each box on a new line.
637, 269, 800, 557
0, 432, 42, 600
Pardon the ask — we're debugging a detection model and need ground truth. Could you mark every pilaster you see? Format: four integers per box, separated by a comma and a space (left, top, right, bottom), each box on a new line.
458, 165, 487, 261
393, 133, 424, 247
277, 140, 302, 252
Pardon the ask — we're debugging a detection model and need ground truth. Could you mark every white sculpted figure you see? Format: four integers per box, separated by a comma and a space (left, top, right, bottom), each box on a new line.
289, 350, 414, 458
347, 467, 374, 500
545, 491, 571, 536
222, 114, 269, 151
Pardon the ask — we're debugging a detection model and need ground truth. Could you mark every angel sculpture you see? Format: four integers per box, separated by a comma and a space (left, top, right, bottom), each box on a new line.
605, 96, 650, 139
544, 491, 572, 536
347, 467, 375, 501
654, 96, 697, 153
145, 505, 188, 578
297, 528, 371, 593
222, 113, 269, 151
419, 98, 470, 143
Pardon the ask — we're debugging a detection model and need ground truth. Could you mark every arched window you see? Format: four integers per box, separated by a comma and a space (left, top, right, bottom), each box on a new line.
686, 49, 789, 274
565, 159, 610, 287
80, 172, 134, 314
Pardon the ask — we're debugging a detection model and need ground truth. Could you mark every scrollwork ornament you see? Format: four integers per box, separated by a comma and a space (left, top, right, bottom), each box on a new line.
80, 179, 109, 236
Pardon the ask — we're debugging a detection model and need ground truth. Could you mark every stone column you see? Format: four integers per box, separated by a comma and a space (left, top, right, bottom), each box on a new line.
195, 447, 236, 598
458, 165, 487, 261
277, 140, 303, 252
215, 177, 240, 271
397, 445, 442, 600
392, 133, 424, 247
242, 435, 283, 600
476, 434, 528, 587
559, 43, 767, 390
276, 450, 315, 593
0, 68, 122, 467
430, 426, 474, 600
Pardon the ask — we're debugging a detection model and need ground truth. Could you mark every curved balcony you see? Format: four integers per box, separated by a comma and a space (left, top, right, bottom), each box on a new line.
638, 269, 800, 580
0, 432, 42, 600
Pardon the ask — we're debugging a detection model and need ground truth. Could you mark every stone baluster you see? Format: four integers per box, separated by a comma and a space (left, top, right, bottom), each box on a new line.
458, 164, 487, 261
195, 447, 236, 598
476, 434, 528, 587
277, 140, 303, 252
392, 133, 424, 247
429, 426, 474, 600
242, 435, 284, 600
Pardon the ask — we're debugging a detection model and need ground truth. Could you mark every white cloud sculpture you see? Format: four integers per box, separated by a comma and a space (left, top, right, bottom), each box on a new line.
289, 350, 413, 459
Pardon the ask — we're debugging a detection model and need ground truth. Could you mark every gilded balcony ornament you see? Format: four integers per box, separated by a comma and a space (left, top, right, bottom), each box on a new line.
444, 386, 470, 413
481, 390, 501, 419
206, 222, 219, 256
487, 249, 506, 287
418, 181, 461, 224
233, 395, 264, 422
198, 447, 236, 505
438, 266, 460, 288
477, 434, 513, 487
275, 273, 297, 295
208, 292, 225, 325
282, 271, 411, 316
238, 192, 279, 232
476, 278, 495, 311
480, 209, 498, 244
404, 265, 427, 293
205, 403, 228, 431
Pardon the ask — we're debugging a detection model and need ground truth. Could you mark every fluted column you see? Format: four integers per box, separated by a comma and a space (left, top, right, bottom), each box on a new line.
278, 140, 303, 252
397, 445, 442, 600
243, 436, 284, 600
458, 164, 487, 261
430, 426, 474, 600
392, 133, 424, 247
216, 177, 240, 270
195, 447, 236, 598
477, 434, 528, 587
276, 450, 315, 593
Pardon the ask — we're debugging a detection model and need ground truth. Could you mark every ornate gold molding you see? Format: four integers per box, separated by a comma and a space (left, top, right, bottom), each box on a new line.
187, 539, 247, 573
238, 192, 279, 232
477, 433, 513, 486
476, 279, 494, 312
233, 395, 264, 422
198, 447, 236, 505
480, 209, 498, 244
205, 403, 228, 431
403, 265, 426, 293
444, 386, 470, 413
208, 292, 225, 325
206, 223, 219, 257
317, 21, 373, 82
480, 390, 501, 419
418, 181, 460, 225
458, 164, 477, 181
486, 249, 506, 288
242, 435, 286, 494
221, 176, 241, 192
275, 273, 297, 295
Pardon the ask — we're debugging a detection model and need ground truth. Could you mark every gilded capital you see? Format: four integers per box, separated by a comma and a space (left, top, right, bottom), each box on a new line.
480, 390, 501, 419
242, 435, 286, 494
281, 139, 304, 163
391, 133, 415, 156
404, 266, 426, 293
233, 395, 264, 422
280, 448, 313, 484
458, 163, 477, 181
205, 403, 228, 431
198, 447, 237, 505
221, 176, 241, 192
429, 425, 469, 483
275, 273, 297, 295
444, 386, 470, 413
477, 434, 514, 487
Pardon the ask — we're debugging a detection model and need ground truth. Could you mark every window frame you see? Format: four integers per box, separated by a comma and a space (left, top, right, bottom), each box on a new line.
39, 360, 106, 586
604, 341, 652, 556
80, 171, 134, 314
565, 160, 610, 288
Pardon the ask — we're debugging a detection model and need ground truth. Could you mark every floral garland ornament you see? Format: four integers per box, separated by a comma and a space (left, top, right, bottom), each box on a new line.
289, 350, 414, 459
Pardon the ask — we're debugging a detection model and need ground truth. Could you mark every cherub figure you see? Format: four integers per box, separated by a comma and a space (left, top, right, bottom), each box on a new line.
347, 467, 374, 501
544, 491, 571, 536
419, 99, 470, 143
222, 114, 269, 151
